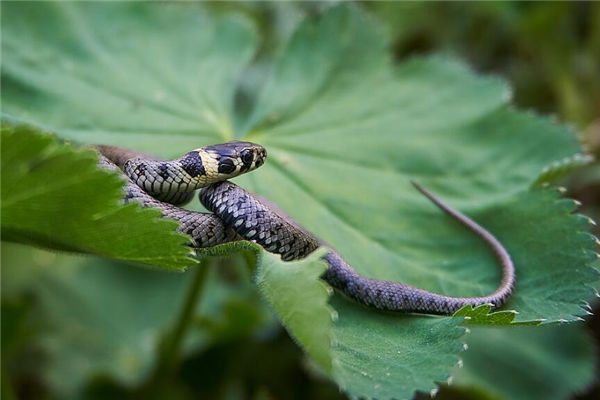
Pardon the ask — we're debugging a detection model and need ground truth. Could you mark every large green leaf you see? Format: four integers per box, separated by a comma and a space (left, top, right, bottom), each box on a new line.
1, 1, 256, 148
236, 5, 598, 325
0, 124, 194, 269
2, 3, 598, 399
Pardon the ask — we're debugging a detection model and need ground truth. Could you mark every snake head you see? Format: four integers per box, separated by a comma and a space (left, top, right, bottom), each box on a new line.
201, 141, 267, 178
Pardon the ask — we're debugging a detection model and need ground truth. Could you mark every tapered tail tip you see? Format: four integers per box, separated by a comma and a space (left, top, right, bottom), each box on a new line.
410, 180, 427, 194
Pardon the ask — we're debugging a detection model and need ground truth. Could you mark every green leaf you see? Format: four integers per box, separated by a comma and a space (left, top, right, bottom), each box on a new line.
255, 248, 334, 371
473, 187, 598, 323
1, 1, 257, 148
0, 124, 194, 269
330, 296, 465, 399
2, 3, 599, 399
239, 4, 598, 325
451, 324, 598, 400
454, 305, 519, 326
533, 153, 594, 186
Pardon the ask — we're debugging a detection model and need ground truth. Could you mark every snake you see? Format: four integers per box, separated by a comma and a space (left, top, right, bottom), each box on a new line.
95, 142, 515, 315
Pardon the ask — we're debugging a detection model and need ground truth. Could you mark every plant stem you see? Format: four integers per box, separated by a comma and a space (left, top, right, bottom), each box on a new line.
156, 259, 210, 378
1, 367, 17, 400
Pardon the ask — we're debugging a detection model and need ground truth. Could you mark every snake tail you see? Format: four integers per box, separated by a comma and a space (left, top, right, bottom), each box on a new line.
200, 180, 515, 315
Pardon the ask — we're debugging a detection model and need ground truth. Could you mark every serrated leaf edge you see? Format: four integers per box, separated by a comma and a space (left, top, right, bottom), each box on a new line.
1, 122, 197, 269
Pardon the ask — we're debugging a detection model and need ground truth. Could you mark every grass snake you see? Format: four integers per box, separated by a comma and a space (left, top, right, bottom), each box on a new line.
96, 141, 515, 315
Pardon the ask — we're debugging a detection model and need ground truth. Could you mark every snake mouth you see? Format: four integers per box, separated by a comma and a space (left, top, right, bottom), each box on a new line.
255, 147, 267, 168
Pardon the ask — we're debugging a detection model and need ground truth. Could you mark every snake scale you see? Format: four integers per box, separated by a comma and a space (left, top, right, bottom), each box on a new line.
96, 141, 515, 315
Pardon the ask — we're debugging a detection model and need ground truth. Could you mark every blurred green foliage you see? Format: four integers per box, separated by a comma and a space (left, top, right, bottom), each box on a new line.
370, 2, 600, 129
367, 1, 600, 233
2, 2, 599, 400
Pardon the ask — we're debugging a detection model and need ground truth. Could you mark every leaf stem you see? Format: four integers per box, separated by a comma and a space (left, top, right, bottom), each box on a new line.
1, 367, 17, 400
156, 259, 210, 377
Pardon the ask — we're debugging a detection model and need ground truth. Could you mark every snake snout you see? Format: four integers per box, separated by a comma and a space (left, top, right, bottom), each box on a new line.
255, 146, 267, 168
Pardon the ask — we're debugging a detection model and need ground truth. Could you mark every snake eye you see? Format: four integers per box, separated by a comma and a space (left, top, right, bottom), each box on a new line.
240, 149, 253, 165
218, 159, 236, 174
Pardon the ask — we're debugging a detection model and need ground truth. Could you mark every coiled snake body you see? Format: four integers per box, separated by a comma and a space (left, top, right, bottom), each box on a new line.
96, 142, 515, 315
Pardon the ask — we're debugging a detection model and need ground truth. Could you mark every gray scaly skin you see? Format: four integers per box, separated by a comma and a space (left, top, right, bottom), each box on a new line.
96, 151, 238, 247
97, 143, 515, 315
